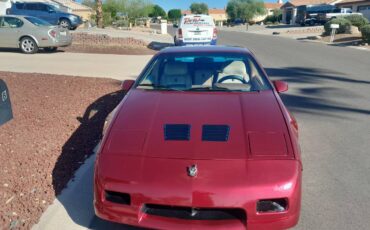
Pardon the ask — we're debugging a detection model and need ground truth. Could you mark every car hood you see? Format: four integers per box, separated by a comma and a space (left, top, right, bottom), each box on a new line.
105, 89, 294, 160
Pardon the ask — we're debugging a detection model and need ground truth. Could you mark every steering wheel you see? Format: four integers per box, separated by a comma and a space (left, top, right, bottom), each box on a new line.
217, 75, 247, 84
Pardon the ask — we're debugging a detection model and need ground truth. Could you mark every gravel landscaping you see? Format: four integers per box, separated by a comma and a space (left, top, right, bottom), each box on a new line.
0, 72, 124, 229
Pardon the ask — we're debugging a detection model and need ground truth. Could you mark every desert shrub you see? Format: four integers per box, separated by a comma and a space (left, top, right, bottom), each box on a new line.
324, 17, 351, 35
344, 14, 369, 29
249, 20, 256, 25
114, 19, 129, 27
361, 24, 370, 43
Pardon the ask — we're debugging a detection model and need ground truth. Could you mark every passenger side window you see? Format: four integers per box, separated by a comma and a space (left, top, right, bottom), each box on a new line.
15, 3, 25, 10
38, 4, 48, 12
25, 3, 39, 11
2, 17, 24, 28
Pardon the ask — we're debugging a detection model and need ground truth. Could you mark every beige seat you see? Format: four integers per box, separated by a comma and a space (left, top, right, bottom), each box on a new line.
160, 62, 191, 88
218, 61, 250, 83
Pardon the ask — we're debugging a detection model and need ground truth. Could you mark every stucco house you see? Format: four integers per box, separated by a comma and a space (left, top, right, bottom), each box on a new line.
181, 9, 228, 26
336, 0, 370, 20
281, 0, 343, 24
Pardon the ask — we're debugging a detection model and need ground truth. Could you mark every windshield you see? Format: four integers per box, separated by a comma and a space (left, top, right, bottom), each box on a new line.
25, 16, 51, 26
136, 53, 271, 92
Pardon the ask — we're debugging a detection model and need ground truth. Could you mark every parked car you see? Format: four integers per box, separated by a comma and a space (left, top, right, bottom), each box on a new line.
0, 79, 13, 127
8, 2, 82, 30
0, 15, 72, 54
174, 14, 217, 46
94, 46, 302, 230
318, 8, 362, 23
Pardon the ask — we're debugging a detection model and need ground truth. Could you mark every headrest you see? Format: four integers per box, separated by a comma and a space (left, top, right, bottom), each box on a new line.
222, 61, 247, 76
164, 62, 188, 75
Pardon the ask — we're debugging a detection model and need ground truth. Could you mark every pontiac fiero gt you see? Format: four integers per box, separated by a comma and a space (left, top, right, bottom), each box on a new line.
94, 46, 302, 230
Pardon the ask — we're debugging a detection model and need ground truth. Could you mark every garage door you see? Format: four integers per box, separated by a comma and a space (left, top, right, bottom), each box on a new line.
358, 5, 370, 21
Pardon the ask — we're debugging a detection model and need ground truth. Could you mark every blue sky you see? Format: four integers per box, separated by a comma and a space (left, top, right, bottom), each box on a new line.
153, 0, 281, 12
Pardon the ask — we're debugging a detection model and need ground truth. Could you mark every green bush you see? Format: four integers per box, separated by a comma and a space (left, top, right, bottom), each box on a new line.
324, 17, 352, 35
344, 14, 369, 29
361, 24, 370, 43
113, 19, 129, 27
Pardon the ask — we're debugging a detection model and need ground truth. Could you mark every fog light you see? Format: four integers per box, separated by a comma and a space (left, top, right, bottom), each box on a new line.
257, 199, 287, 213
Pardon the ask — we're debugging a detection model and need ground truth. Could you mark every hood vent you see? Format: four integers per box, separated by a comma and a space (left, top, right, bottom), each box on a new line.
202, 125, 230, 142
164, 124, 190, 141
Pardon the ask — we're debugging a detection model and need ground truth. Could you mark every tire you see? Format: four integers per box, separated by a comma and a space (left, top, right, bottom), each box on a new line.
70, 26, 77, 30
59, 19, 71, 29
44, 47, 58, 52
20, 37, 38, 54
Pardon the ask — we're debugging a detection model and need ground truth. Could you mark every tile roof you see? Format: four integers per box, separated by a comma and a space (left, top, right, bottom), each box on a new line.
264, 3, 283, 9
336, 0, 370, 4
283, 0, 336, 7
181, 9, 226, 15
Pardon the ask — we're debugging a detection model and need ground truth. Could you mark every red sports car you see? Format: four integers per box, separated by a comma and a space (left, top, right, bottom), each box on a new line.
94, 46, 302, 230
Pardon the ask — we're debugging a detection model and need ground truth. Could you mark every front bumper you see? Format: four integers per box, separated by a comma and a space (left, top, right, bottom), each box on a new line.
94, 156, 302, 230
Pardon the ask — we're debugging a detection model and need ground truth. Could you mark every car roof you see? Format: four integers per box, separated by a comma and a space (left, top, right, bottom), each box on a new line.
159, 46, 252, 55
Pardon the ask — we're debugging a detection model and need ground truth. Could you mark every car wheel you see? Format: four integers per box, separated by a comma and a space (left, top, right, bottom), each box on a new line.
20, 37, 38, 54
44, 47, 58, 52
59, 19, 71, 29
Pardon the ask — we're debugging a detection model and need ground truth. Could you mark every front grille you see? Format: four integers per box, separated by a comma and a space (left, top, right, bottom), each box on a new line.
143, 204, 246, 222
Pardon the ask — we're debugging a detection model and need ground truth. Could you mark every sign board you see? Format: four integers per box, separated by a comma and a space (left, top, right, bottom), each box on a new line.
330, 24, 339, 29
0, 79, 13, 126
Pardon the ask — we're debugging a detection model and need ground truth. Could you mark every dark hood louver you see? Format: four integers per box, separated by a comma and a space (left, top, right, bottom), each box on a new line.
202, 125, 230, 142
164, 124, 190, 141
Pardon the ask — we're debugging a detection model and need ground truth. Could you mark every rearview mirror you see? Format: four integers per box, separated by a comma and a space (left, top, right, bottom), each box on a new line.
273, 80, 288, 93
121, 80, 135, 91
0, 79, 13, 126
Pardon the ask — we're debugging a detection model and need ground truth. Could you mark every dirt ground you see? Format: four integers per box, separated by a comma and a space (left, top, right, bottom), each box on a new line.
60, 44, 156, 55
0, 72, 124, 229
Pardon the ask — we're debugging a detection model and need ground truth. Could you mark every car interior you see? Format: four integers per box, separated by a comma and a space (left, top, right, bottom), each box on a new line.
139, 56, 268, 91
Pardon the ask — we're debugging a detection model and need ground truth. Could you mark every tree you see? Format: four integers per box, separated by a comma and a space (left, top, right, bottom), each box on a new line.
96, 0, 103, 28
190, 2, 209, 14
226, 0, 266, 22
149, 4, 166, 18
168, 9, 182, 22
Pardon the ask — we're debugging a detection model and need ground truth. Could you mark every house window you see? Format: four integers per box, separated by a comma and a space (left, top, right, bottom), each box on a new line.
358, 5, 370, 11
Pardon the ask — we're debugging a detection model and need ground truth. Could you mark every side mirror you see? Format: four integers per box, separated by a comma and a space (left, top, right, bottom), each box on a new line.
0, 79, 13, 126
121, 80, 135, 91
273, 80, 288, 93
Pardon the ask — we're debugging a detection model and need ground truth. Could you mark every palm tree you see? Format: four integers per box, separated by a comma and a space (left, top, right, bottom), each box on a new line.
96, 0, 103, 28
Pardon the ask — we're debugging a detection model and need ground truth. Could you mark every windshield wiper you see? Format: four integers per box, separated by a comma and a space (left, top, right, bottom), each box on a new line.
186, 86, 238, 91
137, 84, 184, 92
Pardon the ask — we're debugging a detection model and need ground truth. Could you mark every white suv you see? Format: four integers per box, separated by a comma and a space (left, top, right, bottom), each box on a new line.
174, 14, 217, 46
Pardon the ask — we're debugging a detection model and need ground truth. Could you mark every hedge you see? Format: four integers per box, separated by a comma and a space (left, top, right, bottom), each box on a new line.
361, 24, 370, 43
324, 17, 352, 35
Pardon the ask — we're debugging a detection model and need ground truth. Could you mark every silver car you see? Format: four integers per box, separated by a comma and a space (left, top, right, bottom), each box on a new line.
0, 15, 72, 54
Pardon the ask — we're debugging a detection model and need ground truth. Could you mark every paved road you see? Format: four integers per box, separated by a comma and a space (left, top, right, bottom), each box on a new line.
35, 30, 370, 230
218, 31, 370, 230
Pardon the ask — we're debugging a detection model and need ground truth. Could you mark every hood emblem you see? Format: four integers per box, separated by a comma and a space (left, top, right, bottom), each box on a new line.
187, 165, 198, 177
